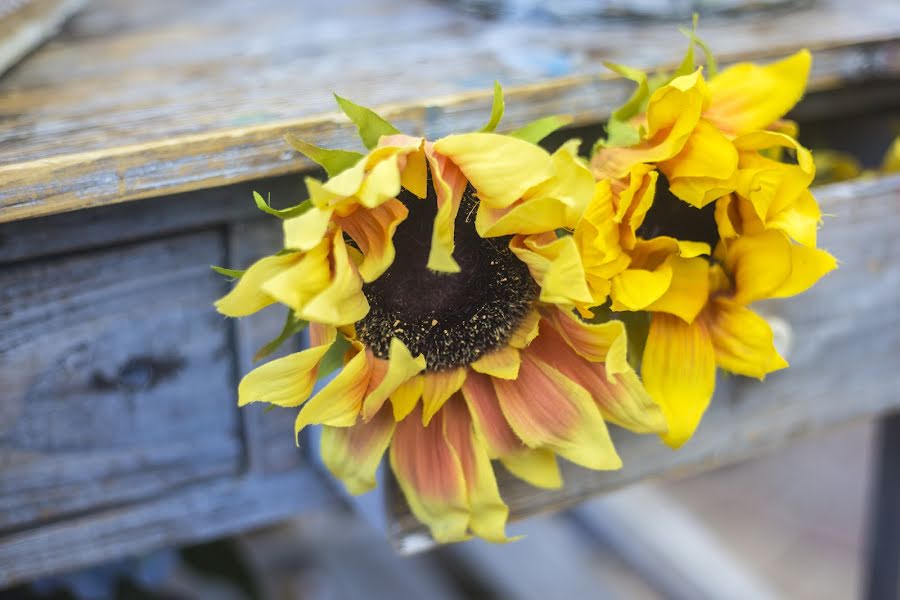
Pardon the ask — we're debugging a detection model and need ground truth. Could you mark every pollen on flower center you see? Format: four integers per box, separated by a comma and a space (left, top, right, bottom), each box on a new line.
356, 180, 538, 371
636, 175, 720, 249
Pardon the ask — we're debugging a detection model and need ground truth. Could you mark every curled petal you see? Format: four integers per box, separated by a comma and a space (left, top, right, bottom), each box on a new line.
543, 307, 627, 369
471, 346, 521, 380
422, 368, 467, 425
433, 133, 554, 209
320, 409, 395, 495
659, 119, 738, 208
390, 375, 424, 422
425, 144, 468, 272
215, 253, 299, 317
237, 326, 337, 407
510, 233, 594, 307
644, 255, 710, 324
297, 229, 371, 325
507, 310, 541, 349
707, 298, 789, 378
336, 199, 408, 282
390, 404, 470, 543
493, 353, 621, 471
643, 313, 716, 448
283, 206, 334, 251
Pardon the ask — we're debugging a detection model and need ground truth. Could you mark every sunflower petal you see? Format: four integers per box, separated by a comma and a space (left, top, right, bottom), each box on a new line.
471, 346, 521, 380
336, 199, 408, 282
362, 338, 426, 420
510, 233, 594, 307
295, 346, 372, 435
320, 409, 395, 495
501, 449, 562, 489
425, 144, 468, 272
297, 230, 370, 325
390, 405, 470, 543
390, 375, 424, 422
215, 253, 298, 317
643, 313, 716, 448
422, 368, 468, 425
707, 298, 789, 378
461, 370, 523, 458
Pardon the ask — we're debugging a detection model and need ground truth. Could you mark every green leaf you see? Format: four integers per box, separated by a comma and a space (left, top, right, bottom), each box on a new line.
509, 114, 573, 144
284, 133, 364, 177
263, 404, 277, 413
316, 333, 352, 381
254, 310, 309, 362
678, 14, 717, 79
480, 81, 505, 133
210, 265, 246, 279
605, 61, 651, 123
334, 94, 401, 150
253, 191, 311, 219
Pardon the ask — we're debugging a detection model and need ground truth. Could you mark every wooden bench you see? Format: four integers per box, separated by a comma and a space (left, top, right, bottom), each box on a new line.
1, 0, 899, 593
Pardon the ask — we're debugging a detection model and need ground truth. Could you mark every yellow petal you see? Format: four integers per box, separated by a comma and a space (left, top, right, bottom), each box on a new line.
644, 256, 710, 324
706, 50, 811, 136
642, 313, 716, 448
725, 230, 794, 305
320, 410, 396, 495
400, 145, 428, 199
424, 145, 468, 273
501, 449, 562, 490
237, 326, 337, 407
336, 199, 408, 282
508, 310, 541, 349
295, 346, 372, 434
433, 133, 554, 209
471, 346, 521, 380
390, 404, 470, 543
362, 338, 426, 420
422, 368, 468, 425
544, 307, 627, 368
660, 119, 738, 181
770, 244, 837, 299
283, 207, 334, 251
522, 139, 595, 228
297, 230, 370, 325
215, 253, 298, 317
390, 375, 424, 422
476, 196, 571, 238
611, 264, 673, 312
510, 233, 594, 307
707, 298, 788, 378
442, 396, 511, 542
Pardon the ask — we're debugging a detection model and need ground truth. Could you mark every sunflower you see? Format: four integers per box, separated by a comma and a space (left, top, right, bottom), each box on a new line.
215, 89, 665, 542
581, 36, 836, 447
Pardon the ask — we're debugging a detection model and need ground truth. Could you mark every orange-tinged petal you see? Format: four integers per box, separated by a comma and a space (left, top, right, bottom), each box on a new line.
508, 310, 541, 349
493, 353, 621, 470
528, 322, 665, 434
643, 313, 716, 448
336, 199, 408, 282
390, 404, 470, 543
461, 370, 523, 458
422, 368, 467, 425
320, 409, 396, 495
425, 144, 468, 272
442, 396, 511, 542
237, 326, 337, 407
362, 338, 426, 420
706, 50, 811, 136
390, 375, 424, 422
471, 346, 521, 380
501, 449, 562, 490
707, 298, 789, 378
298, 230, 370, 325
215, 253, 299, 317
544, 307, 627, 368
433, 133, 554, 209
295, 346, 372, 434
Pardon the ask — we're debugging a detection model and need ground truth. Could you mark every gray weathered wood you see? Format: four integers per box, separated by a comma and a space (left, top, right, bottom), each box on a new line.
389, 174, 900, 547
0, 0, 898, 222
0, 232, 240, 532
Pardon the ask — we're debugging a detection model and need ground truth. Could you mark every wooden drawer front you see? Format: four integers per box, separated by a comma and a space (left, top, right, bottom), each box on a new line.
0, 231, 241, 532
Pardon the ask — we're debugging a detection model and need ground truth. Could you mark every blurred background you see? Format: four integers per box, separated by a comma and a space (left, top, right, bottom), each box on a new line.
2, 0, 899, 599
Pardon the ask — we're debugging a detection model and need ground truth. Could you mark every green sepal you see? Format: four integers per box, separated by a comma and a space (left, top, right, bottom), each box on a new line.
254, 310, 310, 362
606, 61, 651, 123
316, 333, 352, 381
284, 132, 364, 177
253, 191, 311, 219
509, 114, 573, 144
677, 14, 717, 79
480, 81, 505, 133
211, 265, 246, 280
263, 404, 277, 413
334, 94, 401, 150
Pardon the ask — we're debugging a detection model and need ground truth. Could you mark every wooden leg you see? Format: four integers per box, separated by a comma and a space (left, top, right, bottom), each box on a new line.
865, 413, 900, 600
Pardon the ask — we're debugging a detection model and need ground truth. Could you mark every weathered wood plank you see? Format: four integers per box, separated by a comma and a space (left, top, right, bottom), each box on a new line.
388, 174, 900, 547
0, 0, 898, 222
0, 232, 241, 532
0, 468, 334, 587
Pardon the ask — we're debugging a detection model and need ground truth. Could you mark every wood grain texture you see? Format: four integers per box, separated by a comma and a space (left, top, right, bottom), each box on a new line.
0, 0, 85, 76
1, 0, 899, 222
0, 231, 241, 532
0, 468, 334, 587
388, 174, 900, 549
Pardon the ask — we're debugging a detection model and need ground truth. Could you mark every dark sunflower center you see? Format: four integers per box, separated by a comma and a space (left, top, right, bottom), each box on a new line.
356, 181, 538, 371
636, 174, 720, 248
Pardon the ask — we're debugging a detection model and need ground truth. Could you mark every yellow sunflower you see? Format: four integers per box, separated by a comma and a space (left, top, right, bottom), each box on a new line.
582, 37, 836, 448
215, 89, 664, 542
